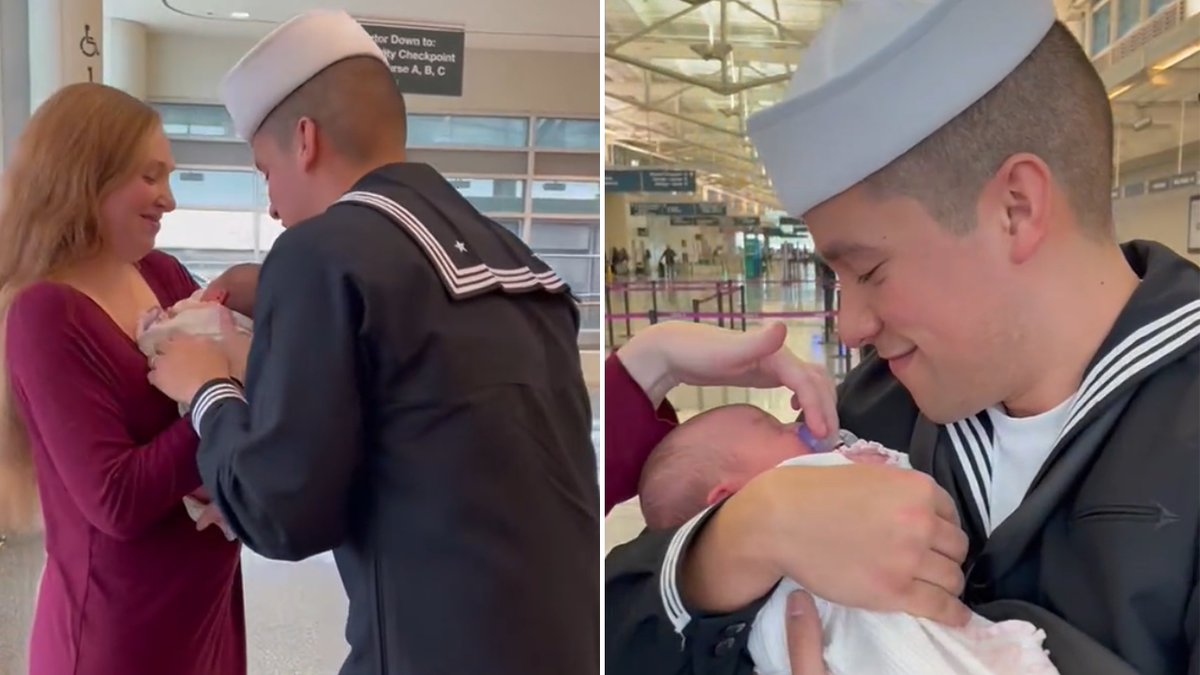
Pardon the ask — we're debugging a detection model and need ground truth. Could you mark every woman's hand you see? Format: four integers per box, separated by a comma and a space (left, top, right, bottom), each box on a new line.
616, 322, 839, 437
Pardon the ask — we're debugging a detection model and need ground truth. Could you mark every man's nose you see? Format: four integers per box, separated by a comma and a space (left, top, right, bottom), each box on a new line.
269, 205, 280, 220
834, 284, 881, 349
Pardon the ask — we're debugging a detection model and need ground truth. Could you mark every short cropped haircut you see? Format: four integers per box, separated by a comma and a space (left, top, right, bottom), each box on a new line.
259, 56, 407, 163
863, 21, 1115, 239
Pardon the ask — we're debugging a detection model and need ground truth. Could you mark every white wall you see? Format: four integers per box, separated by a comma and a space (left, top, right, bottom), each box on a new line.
1114, 159, 1200, 265
144, 33, 599, 117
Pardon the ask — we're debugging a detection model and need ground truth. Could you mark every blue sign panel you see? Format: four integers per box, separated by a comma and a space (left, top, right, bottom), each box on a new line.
630, 202, 726, 216
669, 216, 723, 226
605, 170, 643, 192
604, 169, 697, 193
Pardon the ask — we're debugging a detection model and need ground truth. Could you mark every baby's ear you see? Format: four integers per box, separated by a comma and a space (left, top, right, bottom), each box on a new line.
198, 286, 229, 304
706, 482, 736, 507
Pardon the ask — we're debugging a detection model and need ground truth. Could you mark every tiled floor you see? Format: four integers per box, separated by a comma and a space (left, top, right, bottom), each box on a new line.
0, 539, 352, 674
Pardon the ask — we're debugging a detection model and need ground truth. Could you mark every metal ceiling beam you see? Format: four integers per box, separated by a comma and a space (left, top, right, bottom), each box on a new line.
604, 92, 747, 138
614, 118, 758, 166
605, 51, 792, 95
608, 0, 712, 50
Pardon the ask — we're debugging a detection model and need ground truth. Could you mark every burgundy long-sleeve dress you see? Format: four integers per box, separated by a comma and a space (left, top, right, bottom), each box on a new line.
5, 251, 246, 675
603, 353, 678, 515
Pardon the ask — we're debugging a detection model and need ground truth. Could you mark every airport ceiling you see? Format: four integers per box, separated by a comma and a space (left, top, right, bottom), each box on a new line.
605, 0, 1200, 207
105, 0, 600, 51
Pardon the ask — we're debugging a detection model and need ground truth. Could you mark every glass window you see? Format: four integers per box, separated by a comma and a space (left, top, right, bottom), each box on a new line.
1116, 0, 1140, 38
159, 210, 258, 252
447, 177, 525, 213
534, 118, 602, 151
171, 169, 260, 210
407, 115, 529, 149
1149, 0, 1172, 14
529, 219, 601, 300
1091, 2, 1111, 54
153, 103, 237, 140
528, 219, 599, 254
531, 180, 600, 215
539, 255, 602, 300
491, 217, 523, 237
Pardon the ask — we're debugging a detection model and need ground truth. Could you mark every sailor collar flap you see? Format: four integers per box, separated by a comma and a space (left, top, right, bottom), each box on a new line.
335, 163, 572, 302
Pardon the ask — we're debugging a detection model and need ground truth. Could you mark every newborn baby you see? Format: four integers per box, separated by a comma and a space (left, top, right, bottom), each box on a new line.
639, 404, 1060, 675
137, 263, 256, 369
136, 263, 258, 542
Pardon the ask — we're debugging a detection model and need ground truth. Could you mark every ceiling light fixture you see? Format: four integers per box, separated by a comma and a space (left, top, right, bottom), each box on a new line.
1107, 83, 1133, 100
230, 11, 249, 19
1152, 43, 1200, 71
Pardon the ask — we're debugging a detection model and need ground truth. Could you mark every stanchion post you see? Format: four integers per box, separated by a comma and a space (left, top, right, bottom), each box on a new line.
650, 280, 659, 325
692, 299, 701, 324
606, 287, 615, 349
739, 284, 747, 331
822, 279, 835, 343
716, 284, 725, 328
622, 288, 632, 338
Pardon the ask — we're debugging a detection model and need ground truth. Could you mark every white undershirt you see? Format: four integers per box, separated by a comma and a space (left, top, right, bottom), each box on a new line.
985, 393, 1077, 531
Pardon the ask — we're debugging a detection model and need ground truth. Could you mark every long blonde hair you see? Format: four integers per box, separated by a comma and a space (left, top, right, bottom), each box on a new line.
0, 83, 161, 534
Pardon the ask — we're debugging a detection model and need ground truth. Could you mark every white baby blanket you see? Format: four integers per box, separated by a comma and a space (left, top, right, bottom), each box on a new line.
745, 443, 1060, 675
137, 292, 251, 541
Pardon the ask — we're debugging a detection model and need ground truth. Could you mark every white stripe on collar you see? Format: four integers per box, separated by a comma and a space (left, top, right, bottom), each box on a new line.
1054, 298, 1200, 447
947, 415, 993, 534
337, 191, 567, 297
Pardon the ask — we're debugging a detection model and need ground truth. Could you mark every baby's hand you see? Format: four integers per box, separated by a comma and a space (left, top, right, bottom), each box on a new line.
137, 307, 167, 337
188, 487, 212, 502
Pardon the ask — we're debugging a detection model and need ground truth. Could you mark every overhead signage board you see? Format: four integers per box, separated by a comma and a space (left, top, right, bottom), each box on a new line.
1113, 171, 1199, 201
669, 215, 761, 227
629, 202, 726, 216
605, 169, 696, 193
360, 22, 465, 97
670, 215, 723, 226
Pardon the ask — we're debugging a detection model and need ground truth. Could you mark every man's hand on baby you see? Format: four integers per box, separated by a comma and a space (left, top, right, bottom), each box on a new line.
746, 464, 970, 626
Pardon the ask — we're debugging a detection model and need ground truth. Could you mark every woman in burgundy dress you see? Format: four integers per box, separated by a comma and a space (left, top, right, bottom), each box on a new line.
0, 83, 245, 675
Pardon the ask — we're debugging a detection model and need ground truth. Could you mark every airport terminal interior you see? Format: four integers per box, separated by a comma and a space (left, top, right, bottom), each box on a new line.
0, 0, 1196, 671
0, 0, 600, 672
602, 0, 1200, 550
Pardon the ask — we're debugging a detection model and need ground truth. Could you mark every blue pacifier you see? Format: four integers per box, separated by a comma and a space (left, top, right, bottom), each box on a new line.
796, 422, 841, 453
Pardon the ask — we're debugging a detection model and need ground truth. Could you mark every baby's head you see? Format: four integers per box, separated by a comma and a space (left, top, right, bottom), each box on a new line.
638, 404, 814, 530
204, 263, 258, 317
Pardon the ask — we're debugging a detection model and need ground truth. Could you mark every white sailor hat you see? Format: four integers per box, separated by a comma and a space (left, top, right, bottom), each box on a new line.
220, 10, 387, 141
746, 0, 1057, 217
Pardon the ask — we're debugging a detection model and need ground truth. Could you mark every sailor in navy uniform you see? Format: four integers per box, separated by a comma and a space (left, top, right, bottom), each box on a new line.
148, 10, 598, 675
605, 0, 1198, 674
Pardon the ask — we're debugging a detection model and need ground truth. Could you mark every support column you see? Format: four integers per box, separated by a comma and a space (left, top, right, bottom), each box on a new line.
104, 19, 147, 99
27, 0, 104, 111
0, 0, 31, 164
